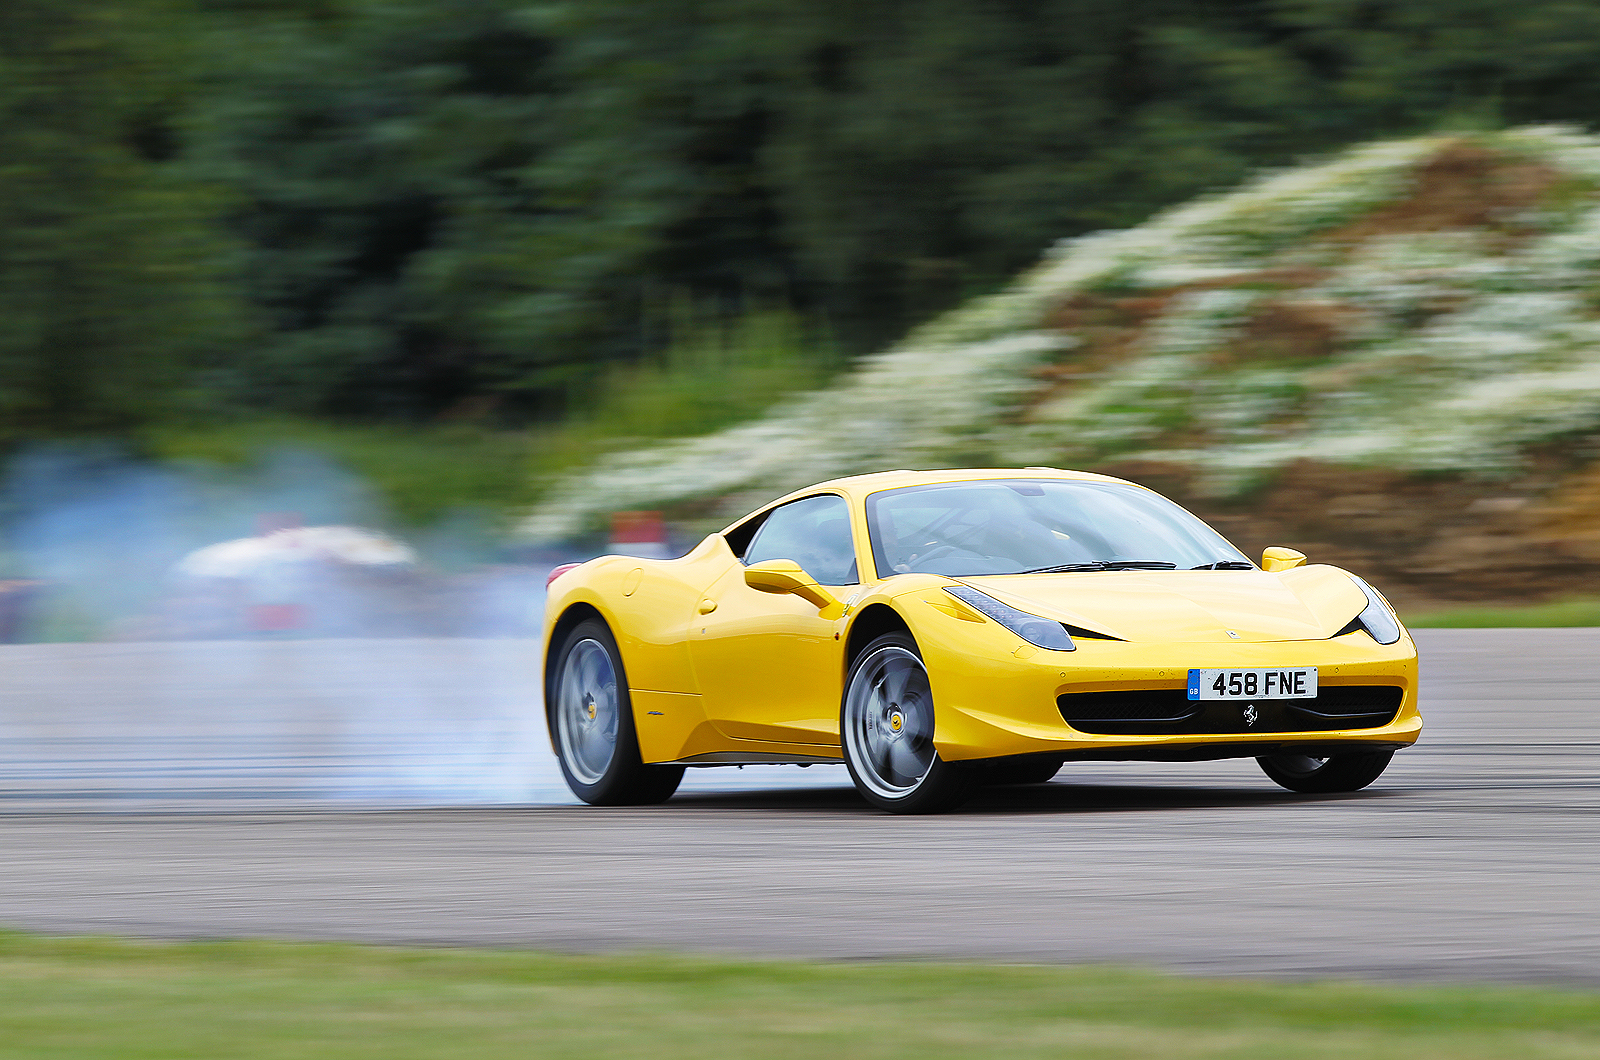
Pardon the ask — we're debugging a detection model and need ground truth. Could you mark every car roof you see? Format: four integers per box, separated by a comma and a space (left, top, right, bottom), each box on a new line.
811, 467, 1132, 497
724, 467, 1141, 533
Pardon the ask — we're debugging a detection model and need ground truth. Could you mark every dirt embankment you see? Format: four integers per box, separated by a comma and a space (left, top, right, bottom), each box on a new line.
1062, 143, 1600, 606
1103, 455, 1600, 609
526, 131, 1600, 603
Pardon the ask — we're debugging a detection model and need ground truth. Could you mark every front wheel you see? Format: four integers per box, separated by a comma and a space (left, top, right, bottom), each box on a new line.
549, 618, 683, 805
841, 633, 972, 814
1257, 750, 1394, 793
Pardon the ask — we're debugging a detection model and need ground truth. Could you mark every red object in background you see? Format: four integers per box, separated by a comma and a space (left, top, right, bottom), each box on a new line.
256, 511, 303, 536
248, 513, 308, 632
249, 604, 306, 632
609, 510, 670, 558
610, 510, 665, 545
546, 562, 582, 589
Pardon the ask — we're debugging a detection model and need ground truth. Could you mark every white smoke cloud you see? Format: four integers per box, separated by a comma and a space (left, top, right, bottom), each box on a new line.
0, 444, 850, 807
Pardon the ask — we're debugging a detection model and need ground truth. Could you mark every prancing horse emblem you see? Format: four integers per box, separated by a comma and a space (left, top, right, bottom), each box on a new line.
1243, 703, 1259, 727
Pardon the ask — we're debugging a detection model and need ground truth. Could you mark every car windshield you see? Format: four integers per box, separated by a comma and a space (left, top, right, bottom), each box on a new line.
865, 479, 1250, 577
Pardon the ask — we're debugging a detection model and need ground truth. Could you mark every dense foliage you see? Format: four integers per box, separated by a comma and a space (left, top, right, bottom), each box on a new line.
0, 0, 242, 439
12, 0, 1600, 428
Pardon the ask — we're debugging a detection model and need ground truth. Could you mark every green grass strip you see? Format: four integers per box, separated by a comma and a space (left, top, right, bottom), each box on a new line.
1406, 598, 1600, 628
1, 931, 1597, 1059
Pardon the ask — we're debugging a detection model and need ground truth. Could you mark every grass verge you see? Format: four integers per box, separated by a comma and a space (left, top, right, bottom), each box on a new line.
1405, 597, 1600, 628
2, 932, 1598, 1059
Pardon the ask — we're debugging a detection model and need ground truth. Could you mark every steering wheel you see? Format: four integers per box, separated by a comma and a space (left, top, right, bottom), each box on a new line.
918, 505, 976, 540
909, 544, 961, 568
923, 511, 988, 550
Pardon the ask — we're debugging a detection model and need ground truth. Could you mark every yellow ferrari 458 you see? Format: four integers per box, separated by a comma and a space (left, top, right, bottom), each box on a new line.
542, 469, 1419, 813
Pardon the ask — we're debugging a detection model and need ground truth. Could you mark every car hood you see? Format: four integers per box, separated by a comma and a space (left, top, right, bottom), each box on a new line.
960, 565, 1370, 643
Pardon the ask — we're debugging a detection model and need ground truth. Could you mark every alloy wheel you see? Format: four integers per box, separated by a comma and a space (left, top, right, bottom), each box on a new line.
843, 645, 937, 799
555, 637, 619, 785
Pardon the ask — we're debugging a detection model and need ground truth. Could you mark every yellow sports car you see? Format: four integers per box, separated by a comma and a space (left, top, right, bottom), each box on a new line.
542, 469, 1420, 813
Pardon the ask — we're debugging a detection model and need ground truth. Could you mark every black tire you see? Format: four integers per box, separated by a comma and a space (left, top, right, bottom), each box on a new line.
1257, 750, 1394, 794
548, 618, 684, 805
970, 756, 1064, 786
840, 632, 973, 814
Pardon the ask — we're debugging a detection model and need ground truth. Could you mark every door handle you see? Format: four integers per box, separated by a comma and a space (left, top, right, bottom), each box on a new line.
697, 598, 718, 614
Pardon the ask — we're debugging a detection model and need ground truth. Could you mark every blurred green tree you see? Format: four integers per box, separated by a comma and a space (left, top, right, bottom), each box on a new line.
0, 0, 242, 440
173, 0, 1600, 419
189, 0, 570, 418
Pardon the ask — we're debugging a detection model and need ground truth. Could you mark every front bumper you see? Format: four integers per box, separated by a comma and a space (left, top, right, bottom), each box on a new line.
922, 630, 1421, 763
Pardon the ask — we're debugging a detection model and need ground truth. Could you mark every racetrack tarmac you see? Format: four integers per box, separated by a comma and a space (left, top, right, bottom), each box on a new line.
1, 628, 1598, 983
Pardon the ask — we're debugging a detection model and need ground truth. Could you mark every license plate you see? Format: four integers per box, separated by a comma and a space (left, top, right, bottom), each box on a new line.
1187, 667, 1317, 701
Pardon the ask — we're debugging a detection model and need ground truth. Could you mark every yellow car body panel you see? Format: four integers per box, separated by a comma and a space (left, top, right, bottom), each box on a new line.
963, 565, 1368, 643
542, 468, 1421, 767
690, 561, 847, 746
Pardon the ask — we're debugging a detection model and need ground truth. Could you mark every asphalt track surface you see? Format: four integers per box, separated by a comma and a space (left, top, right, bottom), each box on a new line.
1, 628, 1598, 984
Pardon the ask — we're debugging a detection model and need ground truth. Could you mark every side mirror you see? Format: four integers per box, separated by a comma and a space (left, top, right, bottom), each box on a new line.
744, 559, 841, 614
1261, 546, 1307, 572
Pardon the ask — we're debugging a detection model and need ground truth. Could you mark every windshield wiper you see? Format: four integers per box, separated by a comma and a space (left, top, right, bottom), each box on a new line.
1190, 561, 1255, 570
1016, 560, 1178, 574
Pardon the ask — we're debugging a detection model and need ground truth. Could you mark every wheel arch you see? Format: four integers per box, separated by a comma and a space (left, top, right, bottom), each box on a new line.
844, 603, 913, 677
838, 604, 974, 813
544, 602, 608, 718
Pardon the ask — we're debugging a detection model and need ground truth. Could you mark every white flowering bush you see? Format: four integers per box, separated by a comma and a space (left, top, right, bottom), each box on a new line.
520, 126, 1600, 540
518, 332, 1066, 540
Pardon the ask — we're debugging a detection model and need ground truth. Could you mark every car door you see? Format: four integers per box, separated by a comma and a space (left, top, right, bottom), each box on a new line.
688, 494, 859, 746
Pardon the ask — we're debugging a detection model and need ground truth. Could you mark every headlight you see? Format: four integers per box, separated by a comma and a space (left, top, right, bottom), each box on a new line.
945, 585, 1075, 651
1350, 576, 1401, 645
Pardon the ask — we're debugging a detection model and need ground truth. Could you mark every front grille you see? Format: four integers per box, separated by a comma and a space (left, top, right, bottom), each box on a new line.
1058, 685, 1403, 735
1060, 689, 1193, 721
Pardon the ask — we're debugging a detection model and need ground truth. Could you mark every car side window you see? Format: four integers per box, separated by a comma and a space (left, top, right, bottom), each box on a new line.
742, 494, 858, 585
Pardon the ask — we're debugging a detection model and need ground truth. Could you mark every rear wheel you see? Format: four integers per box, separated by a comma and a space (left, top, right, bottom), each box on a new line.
550, 618, 683, 805
841, 633, 973, 814
1257, 750, 1393, 793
